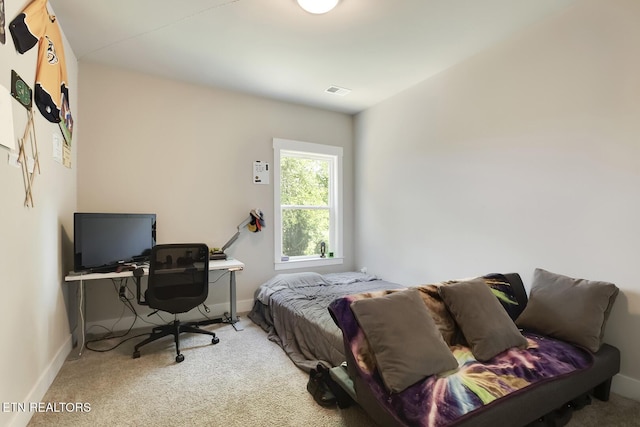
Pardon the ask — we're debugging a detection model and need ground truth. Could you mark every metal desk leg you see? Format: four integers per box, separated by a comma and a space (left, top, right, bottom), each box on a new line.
79, 279, 87, 356
225, 268, 243, 331
67, 279, 86, 360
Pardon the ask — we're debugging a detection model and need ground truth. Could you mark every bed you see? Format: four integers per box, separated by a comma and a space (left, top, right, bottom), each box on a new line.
249, 270, 621, 426
247, 271, 402, 372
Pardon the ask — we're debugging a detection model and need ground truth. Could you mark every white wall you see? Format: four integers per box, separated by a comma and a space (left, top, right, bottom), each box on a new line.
3, 0, 636, 423
76, 63, 355, 328
355, 0, 640, 400
0, 1, 78, 426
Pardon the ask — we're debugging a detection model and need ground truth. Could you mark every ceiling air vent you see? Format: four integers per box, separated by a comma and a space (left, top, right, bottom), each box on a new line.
325, 85, 351, 96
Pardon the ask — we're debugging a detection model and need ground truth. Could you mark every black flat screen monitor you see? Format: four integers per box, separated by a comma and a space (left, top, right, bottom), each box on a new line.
73, 213, 156, 272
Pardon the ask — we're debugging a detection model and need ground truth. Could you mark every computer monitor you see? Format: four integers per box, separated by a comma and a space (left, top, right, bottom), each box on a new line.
73, 212, 156, 272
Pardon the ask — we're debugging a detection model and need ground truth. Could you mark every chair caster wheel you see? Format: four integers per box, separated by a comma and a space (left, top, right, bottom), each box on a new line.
133, 351, 140, 359
212, 337, 220, 344
176, 354, 185, 363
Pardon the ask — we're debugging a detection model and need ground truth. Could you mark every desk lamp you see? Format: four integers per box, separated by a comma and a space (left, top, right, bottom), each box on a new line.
211, 209, 264, 260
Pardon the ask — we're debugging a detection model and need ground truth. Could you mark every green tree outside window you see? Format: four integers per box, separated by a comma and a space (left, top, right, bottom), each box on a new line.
281, 156, 330, 256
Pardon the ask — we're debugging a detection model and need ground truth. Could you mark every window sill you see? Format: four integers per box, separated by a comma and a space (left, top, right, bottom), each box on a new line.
274, 257, 343, 271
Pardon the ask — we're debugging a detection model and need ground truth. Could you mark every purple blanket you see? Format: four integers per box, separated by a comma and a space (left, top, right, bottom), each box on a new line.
329, 295, 593, 427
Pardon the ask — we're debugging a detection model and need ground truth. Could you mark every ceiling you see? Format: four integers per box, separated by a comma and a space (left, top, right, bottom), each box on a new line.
48, 0, 577, 114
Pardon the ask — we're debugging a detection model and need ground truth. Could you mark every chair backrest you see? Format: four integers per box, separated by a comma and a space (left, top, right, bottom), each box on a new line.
146, 243, 209, 314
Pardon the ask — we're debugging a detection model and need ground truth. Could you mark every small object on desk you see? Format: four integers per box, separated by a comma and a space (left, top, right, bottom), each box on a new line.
210, 250, 227, 260
67, 270, 84, 276
91, 264, 121, 273
115, 264, 136, 273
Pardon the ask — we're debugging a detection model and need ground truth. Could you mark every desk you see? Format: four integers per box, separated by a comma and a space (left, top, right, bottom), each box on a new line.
65, 258, 244, 357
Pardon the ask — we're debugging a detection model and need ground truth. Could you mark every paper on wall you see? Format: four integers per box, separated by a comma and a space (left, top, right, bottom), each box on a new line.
52, 133, 63, 163
0, 85, 16, 150
253, 161, 269, 184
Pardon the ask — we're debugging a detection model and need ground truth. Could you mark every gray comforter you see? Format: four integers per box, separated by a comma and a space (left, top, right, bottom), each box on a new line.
248, 271, 402, 372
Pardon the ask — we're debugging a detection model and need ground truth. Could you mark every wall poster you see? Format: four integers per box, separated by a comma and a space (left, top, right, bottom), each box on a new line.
11, 70, 32, 110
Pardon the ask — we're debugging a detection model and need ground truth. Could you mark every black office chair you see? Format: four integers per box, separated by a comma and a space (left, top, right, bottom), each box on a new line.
133, 243, 219, 362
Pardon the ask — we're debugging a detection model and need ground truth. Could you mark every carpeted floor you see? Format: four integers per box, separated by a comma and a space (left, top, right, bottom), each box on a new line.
28, 318, 639, 427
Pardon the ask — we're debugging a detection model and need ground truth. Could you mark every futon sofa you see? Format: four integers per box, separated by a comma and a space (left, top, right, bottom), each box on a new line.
328, 269, 620, 427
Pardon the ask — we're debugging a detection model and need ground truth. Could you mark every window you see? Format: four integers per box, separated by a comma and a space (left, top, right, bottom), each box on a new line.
273, 138, 343, 270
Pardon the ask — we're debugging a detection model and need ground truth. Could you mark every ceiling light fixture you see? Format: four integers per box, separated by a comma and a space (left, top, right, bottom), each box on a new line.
297, 0, 339, 14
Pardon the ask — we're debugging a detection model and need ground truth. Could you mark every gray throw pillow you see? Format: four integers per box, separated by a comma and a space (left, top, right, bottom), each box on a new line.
439, 278, 528, 362
350, 288, 458, 393
516, 268, 619, 353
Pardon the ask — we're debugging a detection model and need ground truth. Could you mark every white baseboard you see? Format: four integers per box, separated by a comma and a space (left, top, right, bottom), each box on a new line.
8, 334, 73, 427
236, 297, 254, 313
85, 298, 255, 333
612, 373, 640, 402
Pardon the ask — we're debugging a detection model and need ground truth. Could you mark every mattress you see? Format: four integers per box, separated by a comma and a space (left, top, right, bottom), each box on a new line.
248, 271, 402, 371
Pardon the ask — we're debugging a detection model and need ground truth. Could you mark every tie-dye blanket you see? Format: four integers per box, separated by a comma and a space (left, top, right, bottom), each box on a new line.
329, 294, 593, 427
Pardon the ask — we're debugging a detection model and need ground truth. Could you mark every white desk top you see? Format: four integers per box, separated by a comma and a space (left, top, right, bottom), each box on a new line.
65, 258, 244, 282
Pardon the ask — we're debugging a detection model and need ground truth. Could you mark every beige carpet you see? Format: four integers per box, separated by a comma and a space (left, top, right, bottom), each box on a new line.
29, 319, 639, 427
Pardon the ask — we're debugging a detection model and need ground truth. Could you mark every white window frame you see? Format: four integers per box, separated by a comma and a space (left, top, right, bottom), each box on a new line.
273, 138, 343, 270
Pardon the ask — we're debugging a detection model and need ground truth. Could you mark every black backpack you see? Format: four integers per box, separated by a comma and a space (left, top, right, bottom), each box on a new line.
306, 363, 353, 409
